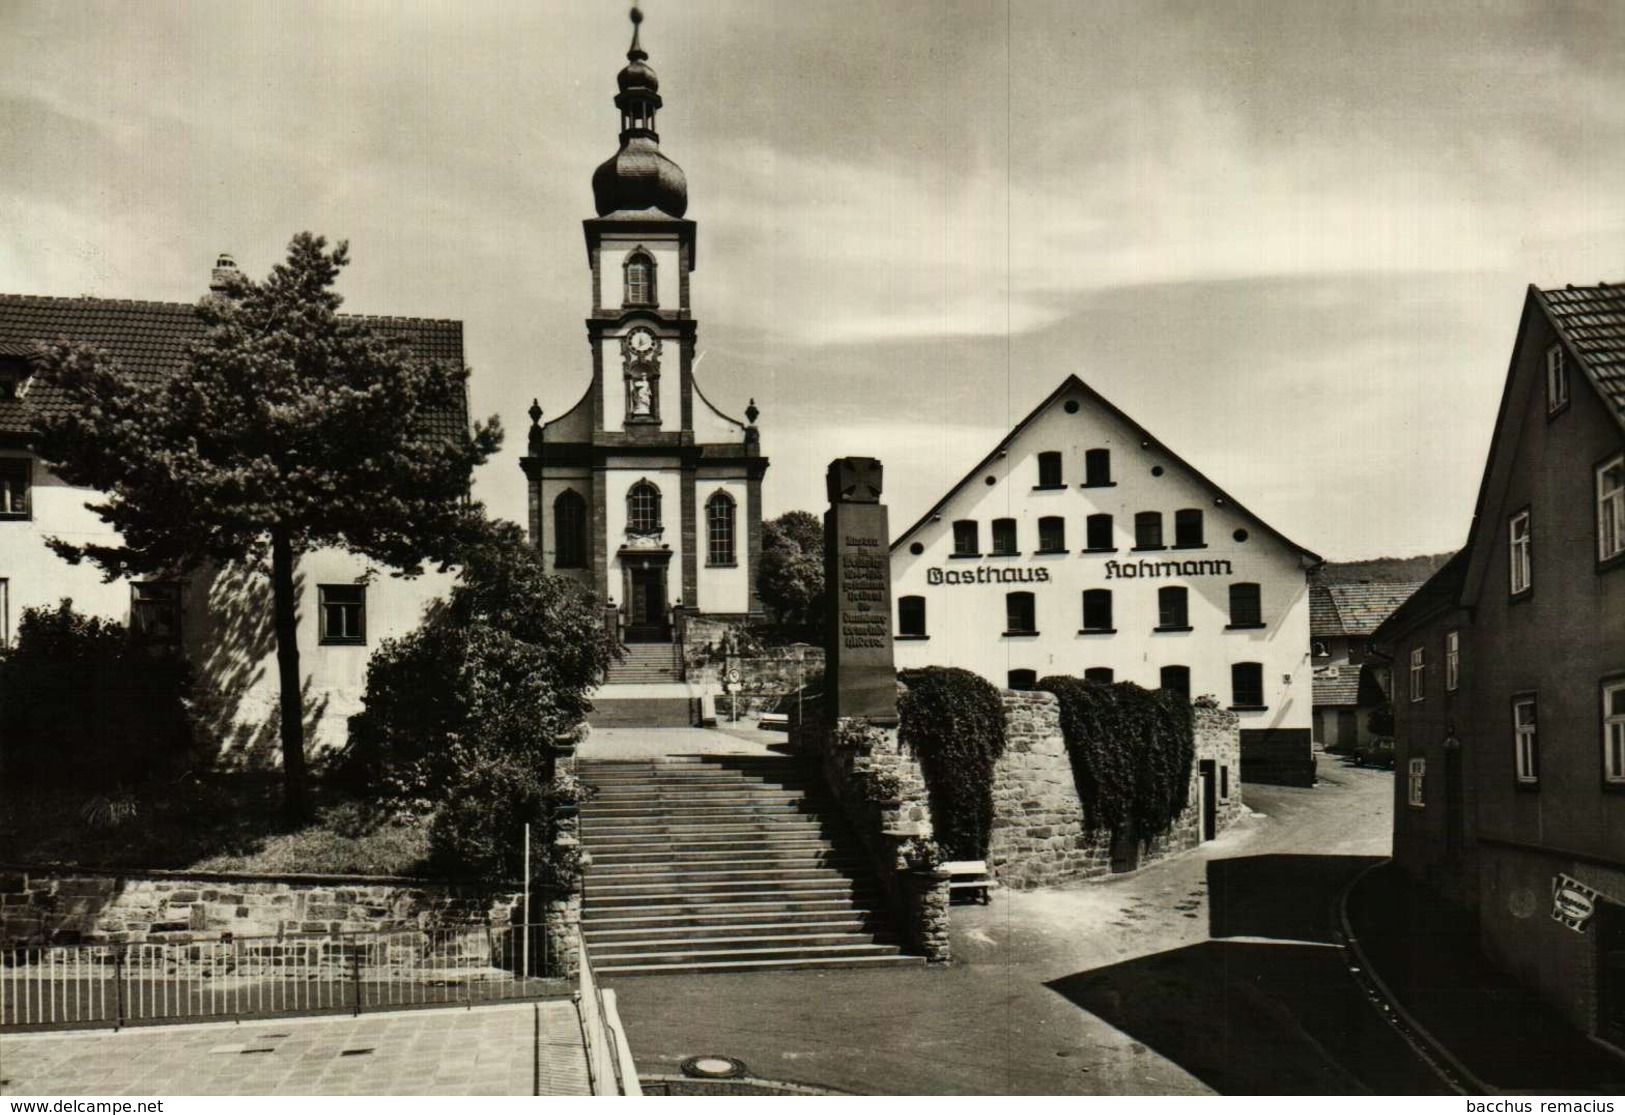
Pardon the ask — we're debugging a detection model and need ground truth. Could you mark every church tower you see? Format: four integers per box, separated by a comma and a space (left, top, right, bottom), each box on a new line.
522, 6, 767, 645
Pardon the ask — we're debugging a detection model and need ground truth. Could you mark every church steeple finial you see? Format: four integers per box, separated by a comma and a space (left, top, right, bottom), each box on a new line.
627, 6, 645, 61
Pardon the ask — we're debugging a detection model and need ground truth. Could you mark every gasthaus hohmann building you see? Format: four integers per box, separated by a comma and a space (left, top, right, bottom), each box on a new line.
890, 375, 1323, 786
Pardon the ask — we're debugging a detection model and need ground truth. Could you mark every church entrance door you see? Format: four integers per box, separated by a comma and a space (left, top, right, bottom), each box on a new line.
627, 566, 670, 643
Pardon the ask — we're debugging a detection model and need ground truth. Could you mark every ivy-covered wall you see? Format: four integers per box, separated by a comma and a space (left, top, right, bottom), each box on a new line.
989, 693, 1241, 889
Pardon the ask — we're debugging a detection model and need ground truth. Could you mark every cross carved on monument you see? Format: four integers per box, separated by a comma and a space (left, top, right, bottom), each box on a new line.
827, 457, 884, 505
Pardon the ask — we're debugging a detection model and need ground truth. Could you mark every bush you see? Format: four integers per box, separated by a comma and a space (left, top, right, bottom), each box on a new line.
1040, 676, 1194, 838
0, 599, 195, 789
341, 522, 613, 813
426, 754, 583, 892
897, 666, 1006, 860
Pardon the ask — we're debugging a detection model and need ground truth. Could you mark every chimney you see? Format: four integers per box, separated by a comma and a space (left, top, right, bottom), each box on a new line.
209, 253, 240, 294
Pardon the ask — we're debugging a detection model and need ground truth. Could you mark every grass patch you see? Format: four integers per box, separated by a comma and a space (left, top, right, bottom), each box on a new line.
0, 778, 431, 877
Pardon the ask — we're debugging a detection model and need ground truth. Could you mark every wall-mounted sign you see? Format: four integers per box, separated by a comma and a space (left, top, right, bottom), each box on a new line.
1552, 873, 1602, 932
926, 566, 1052, 585
1104, 558, 1235, 580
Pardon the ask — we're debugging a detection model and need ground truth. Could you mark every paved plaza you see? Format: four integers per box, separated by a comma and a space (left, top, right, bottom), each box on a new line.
0, 1000, 590, 1096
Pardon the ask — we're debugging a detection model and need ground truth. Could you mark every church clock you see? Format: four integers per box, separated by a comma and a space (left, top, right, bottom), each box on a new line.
621, 327, 662, 422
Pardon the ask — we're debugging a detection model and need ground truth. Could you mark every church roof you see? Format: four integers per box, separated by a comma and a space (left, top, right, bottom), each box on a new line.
890, 374, 1323, 566
0, 293, 467, 440
592, 7, 688, 219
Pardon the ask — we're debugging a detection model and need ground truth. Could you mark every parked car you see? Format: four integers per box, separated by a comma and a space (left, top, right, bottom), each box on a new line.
1353, 736, 1396, 768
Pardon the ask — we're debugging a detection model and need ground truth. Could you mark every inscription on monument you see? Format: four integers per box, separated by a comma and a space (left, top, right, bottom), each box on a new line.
824, 458, 898, 725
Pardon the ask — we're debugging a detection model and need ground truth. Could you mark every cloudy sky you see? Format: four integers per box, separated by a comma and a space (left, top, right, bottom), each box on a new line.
3, 0, 1622, 561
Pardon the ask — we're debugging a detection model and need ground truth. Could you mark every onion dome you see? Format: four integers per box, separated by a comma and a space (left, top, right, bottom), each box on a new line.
592, 6, 688, 218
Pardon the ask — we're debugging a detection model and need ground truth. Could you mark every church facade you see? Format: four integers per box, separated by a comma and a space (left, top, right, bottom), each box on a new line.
521, 12, 767, 645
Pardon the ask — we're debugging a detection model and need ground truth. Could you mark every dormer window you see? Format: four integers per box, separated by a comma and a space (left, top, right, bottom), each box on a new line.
624, 250, 656, 307
0, 357, 29, 401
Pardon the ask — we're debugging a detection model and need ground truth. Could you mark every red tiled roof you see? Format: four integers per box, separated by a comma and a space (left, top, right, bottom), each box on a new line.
1310, 580, 1423, 637
0, 294, 467, 440
1537, 284, 1625, 430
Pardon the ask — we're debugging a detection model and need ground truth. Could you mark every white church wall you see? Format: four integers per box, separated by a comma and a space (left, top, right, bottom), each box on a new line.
695, 475, 751, 614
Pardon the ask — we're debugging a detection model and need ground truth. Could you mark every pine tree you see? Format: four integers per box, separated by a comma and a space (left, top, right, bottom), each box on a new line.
29, 233, 502, 816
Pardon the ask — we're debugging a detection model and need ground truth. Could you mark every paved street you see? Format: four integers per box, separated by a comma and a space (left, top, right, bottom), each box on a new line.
609, 760, 1448, 1095
0, 1000, 590, 1096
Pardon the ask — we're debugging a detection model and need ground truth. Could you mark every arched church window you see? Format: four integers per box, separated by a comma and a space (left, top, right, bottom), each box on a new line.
627, 480, 662, 535
624, 251, 656, 307
706, 491, 736, 565
554, 490, 587, 568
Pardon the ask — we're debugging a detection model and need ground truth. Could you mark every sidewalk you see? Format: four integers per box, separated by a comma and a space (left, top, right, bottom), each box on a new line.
1347, 863, 1625, 1094
0, 1000, 591, 1096
582, 725, 785, 760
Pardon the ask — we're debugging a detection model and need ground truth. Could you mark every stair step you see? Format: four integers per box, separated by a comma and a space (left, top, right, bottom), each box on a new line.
588, 888, 876, 910
584, 916, 875, 938
591, 848, 845, 865
590, 873, 867, 894
587, 931, 893, 956
596, 953, 924, 975
589, 862, 865, 882
591, 949, 910, 975
587, 834, 836, 851
581, 897, 879, 921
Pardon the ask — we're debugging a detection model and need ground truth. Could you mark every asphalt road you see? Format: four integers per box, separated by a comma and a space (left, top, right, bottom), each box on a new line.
608, 759, 1451, 1095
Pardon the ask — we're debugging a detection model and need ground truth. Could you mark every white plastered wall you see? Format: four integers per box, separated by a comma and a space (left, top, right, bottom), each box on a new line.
889, 389, 1313, 731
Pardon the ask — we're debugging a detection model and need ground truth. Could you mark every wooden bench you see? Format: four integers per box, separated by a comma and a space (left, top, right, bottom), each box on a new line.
943, 860, 992, 904
758, 712, 790, 731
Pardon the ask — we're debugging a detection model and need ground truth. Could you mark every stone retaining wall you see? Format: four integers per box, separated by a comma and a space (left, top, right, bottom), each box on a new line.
989, 694, 1242, 889
0, 868, 523, 946
807, 716, 950, 963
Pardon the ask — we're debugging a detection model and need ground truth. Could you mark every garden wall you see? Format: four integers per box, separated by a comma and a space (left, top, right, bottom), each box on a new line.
989, 694, 1242, 889
680, 616, 823, 717
0, 868, 525, 946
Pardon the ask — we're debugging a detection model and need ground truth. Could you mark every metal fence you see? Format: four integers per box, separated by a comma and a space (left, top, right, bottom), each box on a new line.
0, 923, 561, 1031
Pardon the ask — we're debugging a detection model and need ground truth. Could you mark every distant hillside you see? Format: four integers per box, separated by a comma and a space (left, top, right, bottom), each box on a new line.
1312, 552, 1456, 586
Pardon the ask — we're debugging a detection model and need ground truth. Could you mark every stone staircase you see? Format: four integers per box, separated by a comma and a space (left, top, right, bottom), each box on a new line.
577, 755, 921, 974
605, 643, 684, 685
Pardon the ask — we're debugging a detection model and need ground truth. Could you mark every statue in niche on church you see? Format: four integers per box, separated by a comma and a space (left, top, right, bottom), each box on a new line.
621, 326, 661, 422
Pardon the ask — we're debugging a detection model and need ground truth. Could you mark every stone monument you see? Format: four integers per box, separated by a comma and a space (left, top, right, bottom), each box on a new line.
824, 457, 898, 726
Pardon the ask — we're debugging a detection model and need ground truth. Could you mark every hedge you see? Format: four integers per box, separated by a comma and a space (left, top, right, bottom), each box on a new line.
898, 666, 1006, 859
1038, 676, 1194, 838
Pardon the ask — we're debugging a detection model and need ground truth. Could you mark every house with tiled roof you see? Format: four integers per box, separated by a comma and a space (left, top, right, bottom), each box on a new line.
890, 374, 1324, 788
0, 256, 469, 763
1309, 579, 1422, 754
1372, 282, 1625, 1048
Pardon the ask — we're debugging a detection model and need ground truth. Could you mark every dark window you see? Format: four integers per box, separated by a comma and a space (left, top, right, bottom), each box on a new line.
1158, 586, 1189, 629
1160, 665, 1191, 700
1037, 451, 1063, 487
0, 457, 30, 520
992, 518, 1018, 555
1231, 662, 1264, 708
319, 584, 366, 646
1006, 592, 1036, 635
1174, 509, 1205, 548
1007, 669, 1037, 690
706, 491, 736, 565
1220, 765, 1230, 799
1134, 511, 1164, 550
898, 595, 926, 638
1085, 514, 1113, 551
1228, 582, 1262, 627
953, 520, 979, 556
1082, 589, 1114, 632
131, 583, 180, 646
1037, 516, 1066, 552
627, 480, 662, 534
624, 251, 656, 306
554, 490, 587, 569
1084, 449, 1112, 486
1085, 667, 1114, 685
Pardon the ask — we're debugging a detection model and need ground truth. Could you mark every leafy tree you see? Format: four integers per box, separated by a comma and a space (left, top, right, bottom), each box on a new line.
28, 234, 501, 816
343, 520, 614, 816
757, 510, 825, 639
